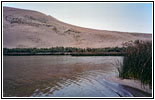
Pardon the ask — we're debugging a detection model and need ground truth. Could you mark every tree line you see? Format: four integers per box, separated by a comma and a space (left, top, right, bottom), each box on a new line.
3, 46, 124, 54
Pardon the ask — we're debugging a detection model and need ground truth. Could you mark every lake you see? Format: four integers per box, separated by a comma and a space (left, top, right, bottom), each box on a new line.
3, 56, 150, 97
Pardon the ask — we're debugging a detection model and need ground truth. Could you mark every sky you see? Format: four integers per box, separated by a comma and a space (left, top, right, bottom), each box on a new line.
3, 2, 153, 33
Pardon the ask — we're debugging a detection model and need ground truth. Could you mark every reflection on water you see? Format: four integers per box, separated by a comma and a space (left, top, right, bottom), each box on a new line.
3, 56, 151, 97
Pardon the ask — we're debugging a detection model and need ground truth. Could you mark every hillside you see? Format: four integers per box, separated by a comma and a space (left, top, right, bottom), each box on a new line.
3, 7, 152, 48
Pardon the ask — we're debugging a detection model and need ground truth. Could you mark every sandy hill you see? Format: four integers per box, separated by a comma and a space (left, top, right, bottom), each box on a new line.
3, 7, 152, 48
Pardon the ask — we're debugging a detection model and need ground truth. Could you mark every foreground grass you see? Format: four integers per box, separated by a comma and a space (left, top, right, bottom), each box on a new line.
119, 40, 152, 88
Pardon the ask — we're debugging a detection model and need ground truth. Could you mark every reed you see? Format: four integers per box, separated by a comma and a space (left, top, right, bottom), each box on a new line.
119, 40, 152, 88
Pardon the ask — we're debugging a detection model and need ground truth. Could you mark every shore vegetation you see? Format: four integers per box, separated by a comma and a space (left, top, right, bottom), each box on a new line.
118, 40, 152, 88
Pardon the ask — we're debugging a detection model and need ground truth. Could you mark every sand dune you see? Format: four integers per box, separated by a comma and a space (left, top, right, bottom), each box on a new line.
3, 7, 152, 48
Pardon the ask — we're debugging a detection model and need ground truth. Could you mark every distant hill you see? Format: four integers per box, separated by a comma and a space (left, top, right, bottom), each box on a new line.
3, 7, 152, 48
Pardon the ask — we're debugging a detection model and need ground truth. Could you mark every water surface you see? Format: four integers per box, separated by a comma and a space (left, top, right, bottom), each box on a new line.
3, 56, 150, 97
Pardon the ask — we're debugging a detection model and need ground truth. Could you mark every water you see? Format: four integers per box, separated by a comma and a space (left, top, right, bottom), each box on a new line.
3, 56, 150, 97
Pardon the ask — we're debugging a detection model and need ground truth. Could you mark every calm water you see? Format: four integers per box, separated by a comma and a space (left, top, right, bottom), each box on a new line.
3, 56, 150, 97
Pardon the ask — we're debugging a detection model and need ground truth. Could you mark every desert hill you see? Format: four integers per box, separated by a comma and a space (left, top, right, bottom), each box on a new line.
3, 7, 152, 48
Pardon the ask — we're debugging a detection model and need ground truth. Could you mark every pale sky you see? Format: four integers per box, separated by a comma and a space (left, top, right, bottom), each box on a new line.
3, 2, 153, 33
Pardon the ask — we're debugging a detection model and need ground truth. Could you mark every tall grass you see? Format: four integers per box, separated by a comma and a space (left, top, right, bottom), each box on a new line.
119, 40, 152, 88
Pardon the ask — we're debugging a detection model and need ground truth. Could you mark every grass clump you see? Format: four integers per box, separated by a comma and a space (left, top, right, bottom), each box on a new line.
119, 40, 152, 88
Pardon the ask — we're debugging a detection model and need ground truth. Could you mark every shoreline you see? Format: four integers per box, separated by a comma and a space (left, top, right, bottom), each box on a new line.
106, 76, 152, 94
3, 52, 126, 56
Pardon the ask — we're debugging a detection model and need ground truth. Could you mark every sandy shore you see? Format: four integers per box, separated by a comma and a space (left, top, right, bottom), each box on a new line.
107, 76, 152, 94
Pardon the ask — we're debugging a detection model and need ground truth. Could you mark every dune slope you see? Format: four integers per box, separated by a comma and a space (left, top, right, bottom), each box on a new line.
3, 7, 152, 48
